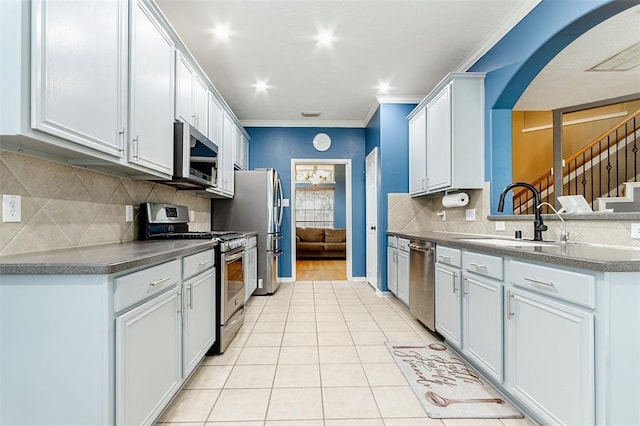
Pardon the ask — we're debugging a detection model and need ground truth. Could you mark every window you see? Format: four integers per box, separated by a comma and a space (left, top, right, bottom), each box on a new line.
296, 188, 334, 228
295, 164, 335, 184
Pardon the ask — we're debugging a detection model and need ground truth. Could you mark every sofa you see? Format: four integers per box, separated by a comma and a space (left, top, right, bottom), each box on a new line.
296, 227, 346, 259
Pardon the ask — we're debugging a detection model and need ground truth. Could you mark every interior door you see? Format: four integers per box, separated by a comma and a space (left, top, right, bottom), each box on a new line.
366, 148, 379, 289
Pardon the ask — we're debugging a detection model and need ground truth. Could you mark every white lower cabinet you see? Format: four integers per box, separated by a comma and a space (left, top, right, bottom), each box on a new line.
387, 236, 409, 305
462, 274, 503, 382
183, 269, 216, 377
396, 241, 410, 305
116, 286, 182, 425
505, 286, 594, 425
435, 262, 462, 349
244, 238, 258, 302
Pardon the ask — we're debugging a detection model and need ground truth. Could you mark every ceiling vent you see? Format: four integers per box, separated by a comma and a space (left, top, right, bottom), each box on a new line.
301, 111, 321, 118
587, 41, 640, 72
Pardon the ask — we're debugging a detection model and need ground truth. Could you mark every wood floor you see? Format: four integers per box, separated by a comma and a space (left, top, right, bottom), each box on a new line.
296, 259, 347, 281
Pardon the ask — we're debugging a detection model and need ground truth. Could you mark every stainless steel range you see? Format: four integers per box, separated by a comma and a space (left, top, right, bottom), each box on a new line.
139, 202, 245, 354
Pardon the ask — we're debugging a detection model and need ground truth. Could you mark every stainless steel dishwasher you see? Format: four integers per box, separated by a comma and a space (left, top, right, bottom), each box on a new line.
409, 239, 436, 331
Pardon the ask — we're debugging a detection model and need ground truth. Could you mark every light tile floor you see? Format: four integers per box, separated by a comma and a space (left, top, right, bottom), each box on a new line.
157, 280, 537, 426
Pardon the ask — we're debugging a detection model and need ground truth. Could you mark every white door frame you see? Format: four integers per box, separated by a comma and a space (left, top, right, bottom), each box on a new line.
365, 148, 379, 290
290, 158, 353, 282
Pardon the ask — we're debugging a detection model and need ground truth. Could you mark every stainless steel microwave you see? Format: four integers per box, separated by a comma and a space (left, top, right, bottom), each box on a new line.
169, 121, 219, 190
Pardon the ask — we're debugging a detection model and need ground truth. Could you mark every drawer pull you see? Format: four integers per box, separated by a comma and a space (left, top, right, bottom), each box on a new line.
469, 262, 487, 270
149, 276, 171, 287
198, 260, 212, 267
524, 277, 554, 287
438, 255, 451, 261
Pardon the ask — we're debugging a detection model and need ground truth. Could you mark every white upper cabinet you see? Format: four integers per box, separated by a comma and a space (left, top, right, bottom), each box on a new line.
409, 108, 427, 195
219, 112, 235, 196
31, 0, 128, 158
408, 73, 485, 196
208, 92, 224, 147
176, 52, 208, 135
128, 0, 175, 176
426, 84, 452, 191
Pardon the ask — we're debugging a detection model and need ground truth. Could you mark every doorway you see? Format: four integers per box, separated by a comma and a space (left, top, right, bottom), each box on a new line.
291, 159, 352, 281
365, 148, 378, 290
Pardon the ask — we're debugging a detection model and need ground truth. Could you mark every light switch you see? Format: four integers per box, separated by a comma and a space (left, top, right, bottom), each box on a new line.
281, 198, 290, 207
495, 221, 506, 231
465, 209, 476, 221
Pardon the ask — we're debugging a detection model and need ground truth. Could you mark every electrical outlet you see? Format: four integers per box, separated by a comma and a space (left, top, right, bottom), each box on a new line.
631, 223, 640, 239
125, 205, 133, 222
437, 211, 446, 221
465, 209, 476, 221
190, 210, 195, 221
2, 194, 21, 223
495, 221, 506, 231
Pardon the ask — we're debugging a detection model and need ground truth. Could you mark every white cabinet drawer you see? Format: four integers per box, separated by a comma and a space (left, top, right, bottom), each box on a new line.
114, 260, 180, 312
388, 235, 398, 248
436, 246, 461, 268
398, 237, 410, 252
464, 251, 503, 281
509, 260, 595, 308
246, 236, 257, 249
183, 249, 215, 280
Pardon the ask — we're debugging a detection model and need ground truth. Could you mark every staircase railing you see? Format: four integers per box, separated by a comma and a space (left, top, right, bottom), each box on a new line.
513, 108, 640, 214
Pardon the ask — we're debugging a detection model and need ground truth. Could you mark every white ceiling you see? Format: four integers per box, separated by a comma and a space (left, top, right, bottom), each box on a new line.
514, 4, 640, 111
155, 0, 639, 127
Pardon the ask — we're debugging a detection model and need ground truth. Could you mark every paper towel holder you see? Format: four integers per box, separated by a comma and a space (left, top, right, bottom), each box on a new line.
442, 190, 470, 208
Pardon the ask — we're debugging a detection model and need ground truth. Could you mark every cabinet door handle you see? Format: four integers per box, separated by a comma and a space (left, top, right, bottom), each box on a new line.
469, 262, 487, 270
506, 291, 515, 319
149, 276, 171, 287
524, 277, 554, 287
452, 273, 458, 293
132, 136, 139, 159
188, 283, 193, 309
118, 127, 125, 153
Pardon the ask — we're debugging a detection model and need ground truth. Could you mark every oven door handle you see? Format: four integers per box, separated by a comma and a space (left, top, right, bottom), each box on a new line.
224, 249, 245, 262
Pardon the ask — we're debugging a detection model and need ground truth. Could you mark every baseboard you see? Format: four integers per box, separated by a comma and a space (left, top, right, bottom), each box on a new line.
376, 289, 393, 297
277, 277, 295, 283
349, 276, 366, 282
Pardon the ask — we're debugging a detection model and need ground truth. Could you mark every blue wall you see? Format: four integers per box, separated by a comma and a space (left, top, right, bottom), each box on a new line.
247, 127, 366, 279
469, 0, 636, 213
365, 103, 416, 291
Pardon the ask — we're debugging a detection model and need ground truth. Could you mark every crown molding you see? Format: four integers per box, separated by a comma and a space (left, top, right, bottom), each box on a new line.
455, 0, 541, 72
375, 95, 423, 104
241, 119, 366, 128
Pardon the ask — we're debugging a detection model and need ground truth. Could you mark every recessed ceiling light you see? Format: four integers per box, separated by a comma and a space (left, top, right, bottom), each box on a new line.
213, 25, 231, 40
254, 80, 269, 92
587, 41, 640, 71
377, 82, 391, 94
316, 30, 335, 47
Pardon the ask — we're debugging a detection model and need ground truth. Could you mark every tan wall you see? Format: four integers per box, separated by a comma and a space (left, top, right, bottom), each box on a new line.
0, 150, 211, 255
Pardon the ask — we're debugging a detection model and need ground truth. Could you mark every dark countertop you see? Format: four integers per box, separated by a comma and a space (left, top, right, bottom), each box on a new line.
0, 240, 218, 275
388, 230, 640, 272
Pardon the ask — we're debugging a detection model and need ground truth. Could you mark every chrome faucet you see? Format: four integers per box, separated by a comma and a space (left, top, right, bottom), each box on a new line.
497, 182, 548, 241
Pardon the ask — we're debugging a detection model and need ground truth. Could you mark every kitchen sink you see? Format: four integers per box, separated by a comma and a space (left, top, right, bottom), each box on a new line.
457, 238, 559, 247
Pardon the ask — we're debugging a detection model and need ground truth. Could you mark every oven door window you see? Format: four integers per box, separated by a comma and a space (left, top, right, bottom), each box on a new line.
226, 252, 244, 304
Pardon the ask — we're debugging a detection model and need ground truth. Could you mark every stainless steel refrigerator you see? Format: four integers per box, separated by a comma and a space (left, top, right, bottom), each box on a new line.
212, 169, 284, 295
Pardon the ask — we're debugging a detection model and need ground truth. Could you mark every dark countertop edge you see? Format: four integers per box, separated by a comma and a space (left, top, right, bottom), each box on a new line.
487, 212, 640, 221
0, 240, 218, 276
387, 230, 640, 273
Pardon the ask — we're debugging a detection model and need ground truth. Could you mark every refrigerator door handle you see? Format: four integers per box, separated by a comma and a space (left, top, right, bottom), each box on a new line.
275, 178, 284, 228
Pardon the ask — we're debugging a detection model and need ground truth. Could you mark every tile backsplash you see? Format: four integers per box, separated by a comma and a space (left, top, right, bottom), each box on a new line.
389, 182, 640, 249
0, 150, 211, 255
